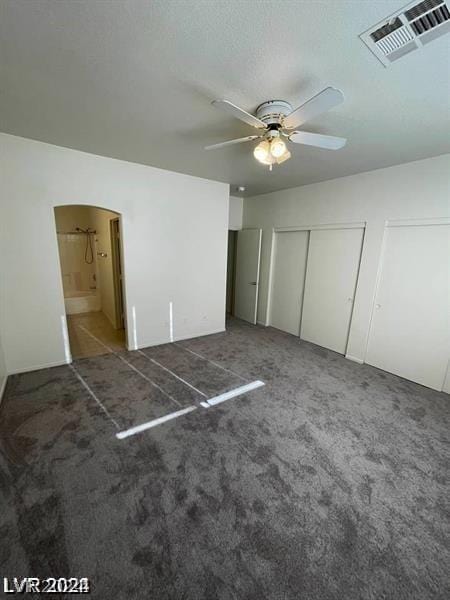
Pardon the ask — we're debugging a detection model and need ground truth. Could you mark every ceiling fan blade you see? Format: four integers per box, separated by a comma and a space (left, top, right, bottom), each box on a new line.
212, 100, 267, 129
289, 131, 346, 150
205, 135, 261, 150
283, 87, 344, 129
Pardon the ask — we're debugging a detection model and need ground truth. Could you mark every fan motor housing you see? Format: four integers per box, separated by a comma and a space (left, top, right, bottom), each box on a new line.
256, 100, 292, 126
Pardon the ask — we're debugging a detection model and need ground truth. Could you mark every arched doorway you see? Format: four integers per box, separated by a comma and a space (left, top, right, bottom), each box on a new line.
54, 205, 127, 359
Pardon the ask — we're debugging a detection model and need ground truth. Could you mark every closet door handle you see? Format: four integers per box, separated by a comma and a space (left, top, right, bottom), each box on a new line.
249, 281, 257, 285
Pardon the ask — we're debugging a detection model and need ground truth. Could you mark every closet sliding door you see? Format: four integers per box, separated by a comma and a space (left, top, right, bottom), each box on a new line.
300, 228, 364, 354
270, 230, 309, 335
366, 222, 448, 391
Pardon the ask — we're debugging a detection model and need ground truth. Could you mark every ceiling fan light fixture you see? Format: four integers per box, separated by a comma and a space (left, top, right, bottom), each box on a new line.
253, 140, 270, 163
269, 136, 286, 158
259, 155, 275, 166
207, 87, 346, 169
253, 135, 291, 168
276, 149, 291, 164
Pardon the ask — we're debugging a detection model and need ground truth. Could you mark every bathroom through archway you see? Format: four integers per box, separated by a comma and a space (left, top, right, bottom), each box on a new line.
54, 205, 127, 359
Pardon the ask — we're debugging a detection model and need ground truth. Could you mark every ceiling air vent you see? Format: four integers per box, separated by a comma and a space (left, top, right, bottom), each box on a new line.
360, 0, 450, 66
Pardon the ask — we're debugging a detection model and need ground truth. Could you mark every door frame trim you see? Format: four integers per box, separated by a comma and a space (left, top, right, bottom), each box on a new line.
110, 217, 125, 330
385, 217, 450, 228
274, 221, 365, 233
253, 229, 263, 325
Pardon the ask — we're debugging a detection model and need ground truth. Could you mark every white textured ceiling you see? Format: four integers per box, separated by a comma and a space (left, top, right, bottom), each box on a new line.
1, 0, 449, 196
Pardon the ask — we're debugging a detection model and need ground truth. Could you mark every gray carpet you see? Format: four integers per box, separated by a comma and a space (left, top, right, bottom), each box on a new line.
1, 318, 449, 599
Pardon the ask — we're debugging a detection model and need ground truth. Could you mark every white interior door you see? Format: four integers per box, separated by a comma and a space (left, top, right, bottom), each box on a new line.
301, 228, 364, 354
366, 223, 449, 391
270, 231, 309, 335
234, 229, 262, 324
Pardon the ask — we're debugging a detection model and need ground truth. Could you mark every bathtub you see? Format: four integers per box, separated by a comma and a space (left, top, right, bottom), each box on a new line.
64, 290, 101, 315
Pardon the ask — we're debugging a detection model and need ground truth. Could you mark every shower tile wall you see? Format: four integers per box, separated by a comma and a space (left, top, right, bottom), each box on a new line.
57, 233, 97, 295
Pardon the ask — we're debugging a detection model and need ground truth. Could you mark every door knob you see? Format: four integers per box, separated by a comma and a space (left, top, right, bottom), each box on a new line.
249, 282, 257, 285
375, 303, 381, 309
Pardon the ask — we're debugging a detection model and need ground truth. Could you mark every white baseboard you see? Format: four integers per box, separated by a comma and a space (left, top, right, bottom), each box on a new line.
174, 328, 226, 343
8, 359, 70, 375
256, 320, 268, 327
345, 354, 364, 365
134, 328, 226, 351
130, 335, 169, 350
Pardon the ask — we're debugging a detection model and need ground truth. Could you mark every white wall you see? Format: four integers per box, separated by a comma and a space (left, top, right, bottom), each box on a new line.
0, 133, 229, 374
243, 154, 450, 363
228, 196, 243, 230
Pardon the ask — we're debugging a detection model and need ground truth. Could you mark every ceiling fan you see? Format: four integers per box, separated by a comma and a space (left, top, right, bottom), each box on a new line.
205, 87, 346, 170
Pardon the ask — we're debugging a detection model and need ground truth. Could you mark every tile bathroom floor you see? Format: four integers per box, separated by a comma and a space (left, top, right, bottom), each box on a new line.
67, 311, 126, 358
